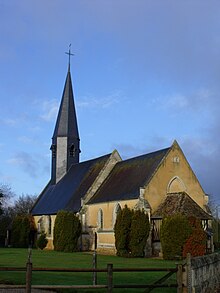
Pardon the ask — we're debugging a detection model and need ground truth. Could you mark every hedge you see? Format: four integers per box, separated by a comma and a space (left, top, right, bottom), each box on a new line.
53, 210, 82, 252
114, 206, 150, 257
160, 214, 192, 260
11, 215, 36, 248
182, 217, 206, 257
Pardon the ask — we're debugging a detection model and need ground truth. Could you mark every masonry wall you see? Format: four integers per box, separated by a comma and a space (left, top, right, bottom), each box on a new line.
144, 143, 207, 212
184, 253, 220, 293
86, 199, 138, 252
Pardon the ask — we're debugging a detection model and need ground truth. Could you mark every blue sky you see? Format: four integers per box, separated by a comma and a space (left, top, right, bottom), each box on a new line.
0, 0, 220, 205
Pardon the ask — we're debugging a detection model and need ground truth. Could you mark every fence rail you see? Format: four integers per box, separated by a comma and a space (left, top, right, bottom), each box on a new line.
0, 261, 180, 293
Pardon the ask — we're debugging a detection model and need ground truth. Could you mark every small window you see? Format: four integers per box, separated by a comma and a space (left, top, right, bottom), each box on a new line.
50, 144, 56, 158
46, 216, 52, 236
69, 144, 75, 157
98, 209, 103, 230
113, 203, 121, 227
173, 156, 180, 163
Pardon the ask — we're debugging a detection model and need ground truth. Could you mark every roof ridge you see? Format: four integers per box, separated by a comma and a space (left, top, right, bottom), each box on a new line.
118, 147, 171, 164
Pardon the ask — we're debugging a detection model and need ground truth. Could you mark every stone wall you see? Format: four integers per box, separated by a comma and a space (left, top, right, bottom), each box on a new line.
185, 253, 220, 293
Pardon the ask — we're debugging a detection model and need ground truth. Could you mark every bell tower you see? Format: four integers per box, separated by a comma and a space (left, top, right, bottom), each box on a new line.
51, 47, 80, 184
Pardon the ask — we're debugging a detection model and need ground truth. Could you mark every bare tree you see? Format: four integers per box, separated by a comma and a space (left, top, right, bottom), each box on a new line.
0, 184, 15, 211
9, 194, 37, 217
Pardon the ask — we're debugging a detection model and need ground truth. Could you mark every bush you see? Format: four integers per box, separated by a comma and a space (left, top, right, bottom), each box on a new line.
0, 214, 11, 246
115, 206, 150, 257
11, 215, 37, 248
114, 205, 133, 257
129, 210, 150, 257
182, 217, 206, 257
36, 232, 48, 250
160, 214, 192, 260
53, 210, 82, 252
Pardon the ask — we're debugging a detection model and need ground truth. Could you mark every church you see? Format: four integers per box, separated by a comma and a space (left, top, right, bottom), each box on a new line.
31, 59, 212, 256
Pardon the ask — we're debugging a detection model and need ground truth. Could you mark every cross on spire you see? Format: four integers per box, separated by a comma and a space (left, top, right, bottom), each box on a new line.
65, 44, 74, 70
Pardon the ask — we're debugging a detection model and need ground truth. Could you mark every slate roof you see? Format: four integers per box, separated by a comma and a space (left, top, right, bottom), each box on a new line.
152, 192, 212, 219
52, 69, 79, 141
31, 153, 111, 215
88, 147, 170, 204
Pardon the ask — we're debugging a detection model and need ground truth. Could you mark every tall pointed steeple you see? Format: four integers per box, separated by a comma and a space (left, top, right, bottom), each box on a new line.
51, 58, 80, 184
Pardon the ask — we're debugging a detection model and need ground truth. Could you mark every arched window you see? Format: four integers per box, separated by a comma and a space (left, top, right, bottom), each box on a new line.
69, 144, 75, 157
112, 203, 121, 227
37, 217, 44, 233
167, 176, 186, 193
97, 209, 103, 230
37, 215, 52, 236
46, 215, 52, 236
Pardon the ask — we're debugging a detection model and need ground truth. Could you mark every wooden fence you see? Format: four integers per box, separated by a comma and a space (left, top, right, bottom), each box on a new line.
0, 261, 182, 293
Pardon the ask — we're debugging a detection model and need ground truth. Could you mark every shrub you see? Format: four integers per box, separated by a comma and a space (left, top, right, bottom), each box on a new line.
11, 215, 37, 248
114, 205, 133, 257
182, 217, 206, 257
36, 232, 48, 250
53, 210, 82, 252
129, 210, 150, 257
0, 214, 11, 246
115, 206, 150, 257
160, 214, 192, 260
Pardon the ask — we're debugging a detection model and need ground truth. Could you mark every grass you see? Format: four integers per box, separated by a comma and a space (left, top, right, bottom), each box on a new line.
0, 248, 177, 292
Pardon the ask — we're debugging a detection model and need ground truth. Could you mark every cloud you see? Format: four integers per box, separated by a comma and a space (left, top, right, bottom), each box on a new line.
77, 91, 121, 109
40, 99, 59, 122
8, 152, 39, 178
179, 135, 220, 204
2, 118, 20, 126
18, 136, 34, 144
113, 143, 158, 160
0, 143, 4, 151
163, 89, 213, 112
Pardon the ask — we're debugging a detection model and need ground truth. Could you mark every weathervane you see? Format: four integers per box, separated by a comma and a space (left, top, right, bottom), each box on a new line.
65, 44, 74, 69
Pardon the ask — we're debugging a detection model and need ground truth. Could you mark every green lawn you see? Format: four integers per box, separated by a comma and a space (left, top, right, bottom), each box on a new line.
0, 248, 177, 292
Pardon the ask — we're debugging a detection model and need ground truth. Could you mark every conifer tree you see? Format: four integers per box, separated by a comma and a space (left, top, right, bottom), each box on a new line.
114, 205, 133, 256
130, 210, 150, 257
160, 214, 192, 260
54, 210, 82, 252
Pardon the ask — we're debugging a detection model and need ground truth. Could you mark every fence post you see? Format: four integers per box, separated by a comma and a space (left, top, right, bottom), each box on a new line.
107, 263, 113, 293
26, 248, 32, 293
93, 250, 97, 285
177, 264, 183, 293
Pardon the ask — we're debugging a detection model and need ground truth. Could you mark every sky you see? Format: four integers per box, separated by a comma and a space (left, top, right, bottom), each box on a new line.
0, 0, 220, 206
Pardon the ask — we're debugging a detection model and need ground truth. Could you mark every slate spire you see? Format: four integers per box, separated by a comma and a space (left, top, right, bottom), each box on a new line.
52, 69, 79, 140
51, 61, 80, 184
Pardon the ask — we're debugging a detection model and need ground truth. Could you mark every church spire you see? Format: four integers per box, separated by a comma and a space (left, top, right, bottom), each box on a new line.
51, 49, 80, 184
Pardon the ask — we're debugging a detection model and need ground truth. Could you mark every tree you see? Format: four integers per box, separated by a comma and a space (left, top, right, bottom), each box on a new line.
114, 205, 133, 257
9, 194, 37, 217
160, 214, 192, 260
114, 206, 150, 257
11, 214, 37, 248
0, 184, 15, 246
36, 232, 48, 250
0, 184, 15, 210
182, 217, 207, 257
0, 192, 3, 216
206, 194, 219, 248
129, 210, 150, 257
0, 210, 11, 246
53, 210, 82, 252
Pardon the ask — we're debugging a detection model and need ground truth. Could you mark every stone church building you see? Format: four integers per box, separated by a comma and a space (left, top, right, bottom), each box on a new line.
32, 62, 211, 255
